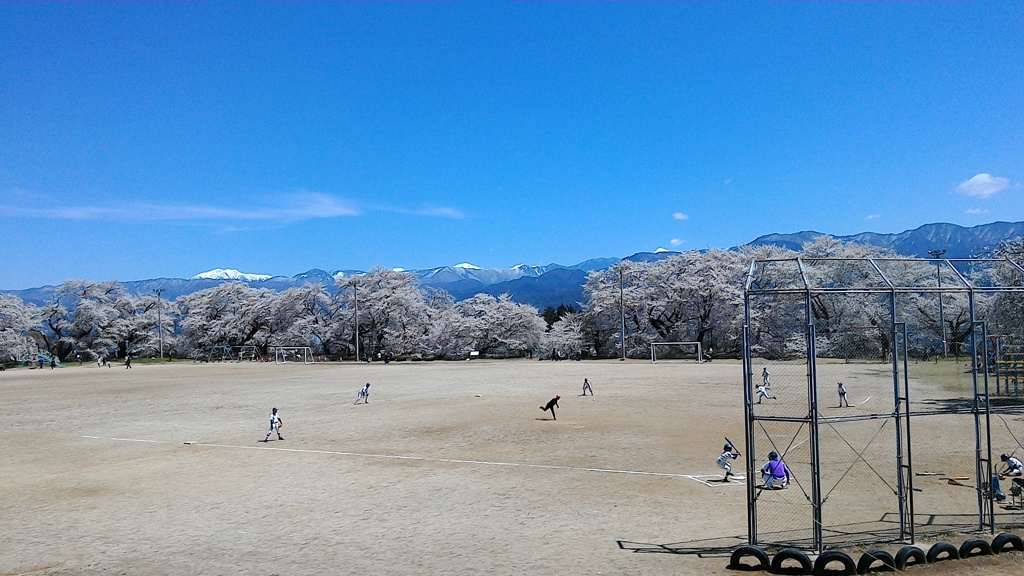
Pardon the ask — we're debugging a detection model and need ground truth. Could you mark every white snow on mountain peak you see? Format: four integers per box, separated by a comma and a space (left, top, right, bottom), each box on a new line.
453, 263, 482, 270
193, 268, 272, 281
654, 248, 670, 253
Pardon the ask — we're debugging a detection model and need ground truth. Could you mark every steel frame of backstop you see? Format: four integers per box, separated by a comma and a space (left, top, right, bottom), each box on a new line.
742, 256, 1024, 553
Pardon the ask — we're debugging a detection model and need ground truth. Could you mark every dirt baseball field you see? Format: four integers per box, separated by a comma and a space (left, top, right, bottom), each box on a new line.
2, 358, 1020, 575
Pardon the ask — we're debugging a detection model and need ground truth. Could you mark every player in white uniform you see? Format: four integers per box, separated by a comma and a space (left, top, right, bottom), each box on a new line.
582, 378, 593, 396
355, 382, 371, 405
837, 382, 850, 407
717, 443, 740, 482
262, 407, 283, 442
1001, 453, 1023, 476
755, 384, 776, 404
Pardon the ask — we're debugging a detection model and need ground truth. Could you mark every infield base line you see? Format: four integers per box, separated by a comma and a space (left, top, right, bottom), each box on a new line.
684, 474, 747, 487
82, 435, 694, 479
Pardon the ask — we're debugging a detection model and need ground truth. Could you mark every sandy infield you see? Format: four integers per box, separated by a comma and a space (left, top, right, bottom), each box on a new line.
1, 358, 1020, 575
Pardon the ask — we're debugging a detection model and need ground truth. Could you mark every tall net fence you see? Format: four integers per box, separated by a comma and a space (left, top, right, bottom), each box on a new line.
743, 257, 1024, 552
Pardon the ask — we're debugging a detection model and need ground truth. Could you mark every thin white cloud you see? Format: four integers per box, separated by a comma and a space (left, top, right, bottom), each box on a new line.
0, 191, 360, 223
866, 214, 880, 220
672, 212, 689, 220
956, 173, 1010, 199
378, 205, 465, 219
670, 238, 684, 246
0, 191, 465, 224
966, 208, 991, 215
408, 206, 465, 219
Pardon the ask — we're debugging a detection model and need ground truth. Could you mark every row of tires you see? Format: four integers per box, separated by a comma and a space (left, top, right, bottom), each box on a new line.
729, 532, 1023, 575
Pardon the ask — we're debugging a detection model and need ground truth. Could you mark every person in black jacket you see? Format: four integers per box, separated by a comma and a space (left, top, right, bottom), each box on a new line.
540, 395, 560, 420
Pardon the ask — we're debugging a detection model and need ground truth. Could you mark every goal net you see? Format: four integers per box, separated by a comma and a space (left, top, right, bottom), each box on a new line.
272, 346, 315, 364
651, 341, 703, 364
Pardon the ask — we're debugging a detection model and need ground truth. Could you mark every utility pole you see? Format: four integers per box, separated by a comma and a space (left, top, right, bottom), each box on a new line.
351, 278, 360, 362
619, 264, 626, 361
927, 249, 947, 357
153, 288, 165, 359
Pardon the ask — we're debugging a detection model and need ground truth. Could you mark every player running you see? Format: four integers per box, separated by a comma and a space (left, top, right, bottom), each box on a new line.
755, 384, 776, 404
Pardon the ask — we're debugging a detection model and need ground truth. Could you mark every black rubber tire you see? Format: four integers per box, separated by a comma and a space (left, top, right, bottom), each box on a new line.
958, 538, 993, 558
729, 545, 771, 571
992, 532, 1024, 553
856, 549, 895, 575
925, 541, 959, 563
893, 545, 926, 570
770, 547, 813, 575
812, 550, 856, 575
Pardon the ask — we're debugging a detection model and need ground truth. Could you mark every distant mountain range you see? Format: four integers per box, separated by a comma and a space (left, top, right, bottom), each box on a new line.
6, 221, 1023, 310
746, 221, 1024, 259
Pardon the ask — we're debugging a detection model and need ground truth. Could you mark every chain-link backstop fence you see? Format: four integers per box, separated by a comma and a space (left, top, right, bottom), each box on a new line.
742, 257, 1024, 553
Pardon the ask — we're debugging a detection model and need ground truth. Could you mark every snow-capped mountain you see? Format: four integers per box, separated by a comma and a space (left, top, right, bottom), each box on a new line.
192, 269, 273, 282
5, 221, 1022, 311
416, 262, 549, 287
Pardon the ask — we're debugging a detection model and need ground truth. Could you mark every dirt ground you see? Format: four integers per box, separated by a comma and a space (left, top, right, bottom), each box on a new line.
2, 358, 1020, 575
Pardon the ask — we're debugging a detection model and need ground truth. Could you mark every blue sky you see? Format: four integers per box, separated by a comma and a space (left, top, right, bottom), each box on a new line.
1, 1, 1021, 290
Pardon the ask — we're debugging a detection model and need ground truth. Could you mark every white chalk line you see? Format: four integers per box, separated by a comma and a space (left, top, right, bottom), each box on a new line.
789, 438, 809, 451
81, 435, 691, 479
684, 474, 747, 487
860, 396, 872, 405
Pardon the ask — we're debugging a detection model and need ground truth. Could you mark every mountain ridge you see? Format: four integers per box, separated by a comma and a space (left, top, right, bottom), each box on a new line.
5, 221, 1022, 310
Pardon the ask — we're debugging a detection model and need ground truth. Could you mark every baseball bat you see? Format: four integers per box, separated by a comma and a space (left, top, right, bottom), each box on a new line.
725, 436, 740, 455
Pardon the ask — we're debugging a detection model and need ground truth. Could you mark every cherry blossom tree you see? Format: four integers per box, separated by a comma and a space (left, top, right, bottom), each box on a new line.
176, 283, 284, 356
32, 280, 128, 362
457, 293, 546, 356
0, 294, 37, 363
283, 283, 349, 356
340, 268, 428, 356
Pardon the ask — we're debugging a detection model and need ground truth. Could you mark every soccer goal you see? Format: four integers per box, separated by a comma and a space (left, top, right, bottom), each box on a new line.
272, 346, 315, 364
651, 341, 703, 364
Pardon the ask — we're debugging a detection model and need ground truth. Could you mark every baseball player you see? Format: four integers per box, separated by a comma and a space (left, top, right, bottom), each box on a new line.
755, 384, 776, 404
540, 395, 560, 420
262, 407, 283, 442
1000, 453, 1023, 477
760, 451, 790, 489
582, 378, 593, 396
837, 382, 850, 407
354, 382, 371, 405
762, 367, 771, 386
717, 443, 740, 482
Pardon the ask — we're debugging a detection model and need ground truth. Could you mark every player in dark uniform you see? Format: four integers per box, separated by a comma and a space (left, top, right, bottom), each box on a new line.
540, 395, 561, 420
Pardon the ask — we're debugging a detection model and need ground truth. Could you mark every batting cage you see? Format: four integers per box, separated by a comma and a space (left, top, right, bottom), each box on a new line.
741, 256, 1024, 553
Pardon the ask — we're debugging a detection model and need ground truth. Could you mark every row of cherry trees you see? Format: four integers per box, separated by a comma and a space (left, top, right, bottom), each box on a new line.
0, 269, 550, 363
2, 237, 1021, 363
